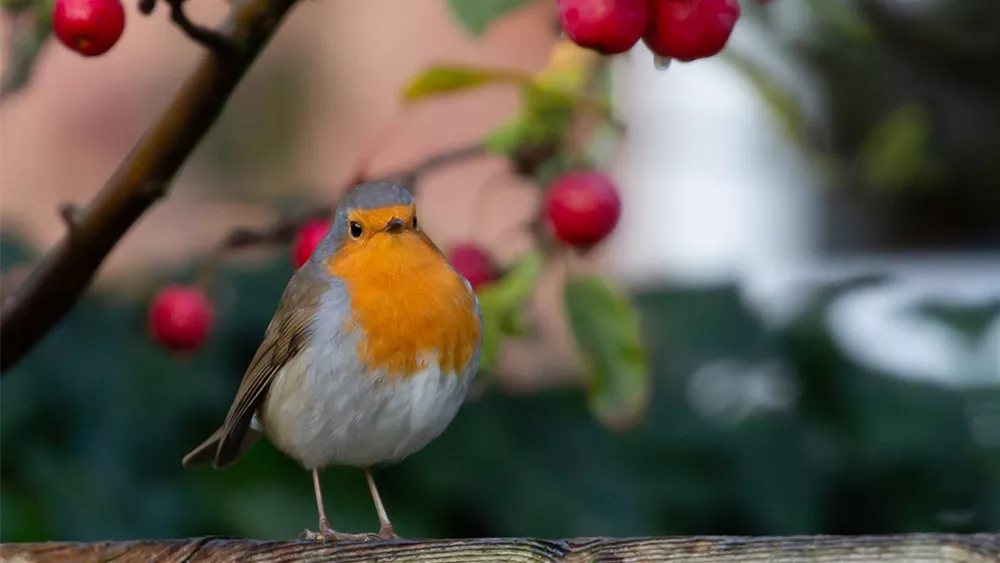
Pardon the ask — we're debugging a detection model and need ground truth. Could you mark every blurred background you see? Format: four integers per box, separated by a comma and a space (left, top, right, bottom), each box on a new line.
1, 0, 999, 542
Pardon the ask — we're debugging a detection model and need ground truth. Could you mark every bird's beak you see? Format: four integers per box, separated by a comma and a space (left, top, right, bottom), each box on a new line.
384, 218, 405, 233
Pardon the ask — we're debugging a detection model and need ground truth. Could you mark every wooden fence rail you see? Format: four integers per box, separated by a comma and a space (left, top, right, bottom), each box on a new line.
2, 534, 998, 563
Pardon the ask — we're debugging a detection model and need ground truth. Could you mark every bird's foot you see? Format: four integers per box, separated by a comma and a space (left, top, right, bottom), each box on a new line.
378, 524, 401, 540
299, 519, 383, 543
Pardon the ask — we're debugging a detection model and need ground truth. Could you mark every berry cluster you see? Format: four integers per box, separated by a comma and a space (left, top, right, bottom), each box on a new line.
557, 0, 741, 62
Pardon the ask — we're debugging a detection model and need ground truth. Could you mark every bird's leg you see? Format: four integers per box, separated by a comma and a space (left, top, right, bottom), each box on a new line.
300, 468, 381, 543
364, 467, 401, 539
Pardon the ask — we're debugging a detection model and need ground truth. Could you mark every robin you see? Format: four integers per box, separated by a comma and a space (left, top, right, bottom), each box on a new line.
181, 181, 483, 542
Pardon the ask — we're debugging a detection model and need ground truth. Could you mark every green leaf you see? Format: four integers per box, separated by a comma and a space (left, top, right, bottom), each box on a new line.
483, 113, 544, 157
523, 83, 578, 123
477, 250, 543, 312
478, 313, 504, 372
475, 250, 544, 371
445, 0, 533, 37
401, 65, 529, 102
482, 87, 576, 159
861, 103, 942, 192
564, 276, 650, 431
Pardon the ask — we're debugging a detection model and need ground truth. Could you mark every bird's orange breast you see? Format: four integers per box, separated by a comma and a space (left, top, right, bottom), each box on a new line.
327, 230, 480, 379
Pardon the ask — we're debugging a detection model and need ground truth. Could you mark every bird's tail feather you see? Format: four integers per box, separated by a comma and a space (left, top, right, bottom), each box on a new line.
181, 426, 261, 469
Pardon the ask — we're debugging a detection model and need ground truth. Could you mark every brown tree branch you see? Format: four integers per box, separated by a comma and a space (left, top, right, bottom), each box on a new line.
1, 534, 996, 563
0, 0, 301, 375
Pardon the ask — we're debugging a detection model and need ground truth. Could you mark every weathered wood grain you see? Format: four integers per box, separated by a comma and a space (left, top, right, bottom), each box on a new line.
2, 534, 998, 563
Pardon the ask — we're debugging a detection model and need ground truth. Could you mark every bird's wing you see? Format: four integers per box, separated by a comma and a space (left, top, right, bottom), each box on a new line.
212, 268, 325, 468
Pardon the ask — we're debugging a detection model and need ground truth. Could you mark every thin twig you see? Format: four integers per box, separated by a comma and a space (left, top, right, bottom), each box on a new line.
0, 0, 302, 375
205, 142, 489, 260
381, 143, 489, 187
168, 0, 241, 55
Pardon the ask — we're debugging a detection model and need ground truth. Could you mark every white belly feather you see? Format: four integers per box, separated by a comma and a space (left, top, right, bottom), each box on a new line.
257, 321, 473, 470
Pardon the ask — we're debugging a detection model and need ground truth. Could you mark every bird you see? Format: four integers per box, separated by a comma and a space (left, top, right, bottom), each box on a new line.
181, 180, 483, 542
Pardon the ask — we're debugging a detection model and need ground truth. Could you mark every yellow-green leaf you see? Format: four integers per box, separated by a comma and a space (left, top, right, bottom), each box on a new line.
564, 275, 650, 431
402, 65, 529, 102
477, 250, 543, 310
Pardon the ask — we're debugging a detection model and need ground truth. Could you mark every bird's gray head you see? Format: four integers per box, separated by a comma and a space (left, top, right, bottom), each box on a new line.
308, 181, 418, 263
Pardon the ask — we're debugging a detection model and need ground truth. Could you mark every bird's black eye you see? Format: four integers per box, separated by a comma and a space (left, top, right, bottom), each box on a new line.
349, 221, 363, 239
411, 215, 418, 229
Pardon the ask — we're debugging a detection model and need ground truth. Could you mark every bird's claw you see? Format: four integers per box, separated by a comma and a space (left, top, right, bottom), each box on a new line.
299, 525, 384, 543
378, 525, 401, 540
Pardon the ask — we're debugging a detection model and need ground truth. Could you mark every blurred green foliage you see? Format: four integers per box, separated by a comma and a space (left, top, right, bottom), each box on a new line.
445, 0, 534, 37
2, 231, 997, 542
736, 0, 1000, 247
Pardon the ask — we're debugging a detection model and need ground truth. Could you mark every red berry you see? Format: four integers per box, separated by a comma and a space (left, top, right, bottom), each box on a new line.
544, 171, 622, 248
448, 244, 498, 291
52, 0, 126, 57
148, 285, 214, 353
556, 0, 648, 55
292, 218, 332, 269
643, 0, 740, 62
